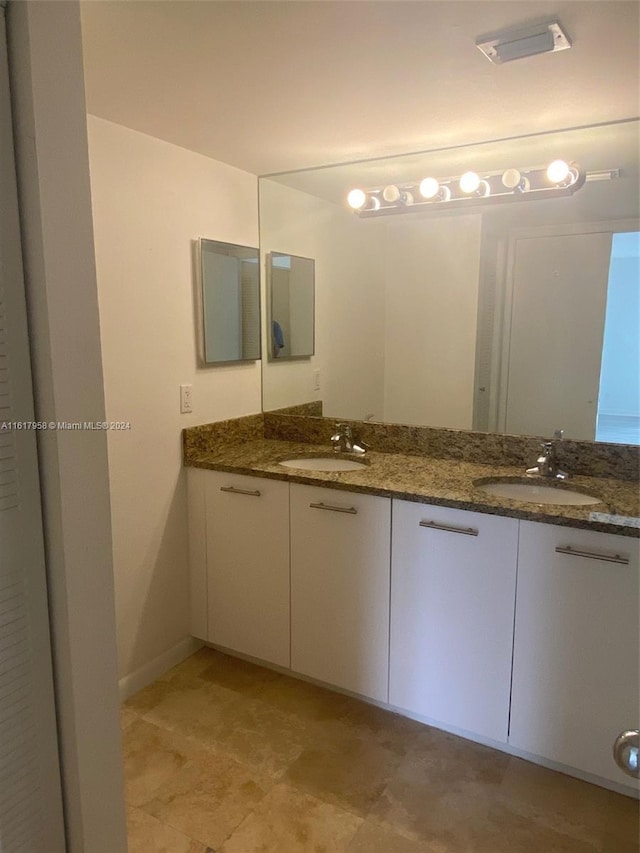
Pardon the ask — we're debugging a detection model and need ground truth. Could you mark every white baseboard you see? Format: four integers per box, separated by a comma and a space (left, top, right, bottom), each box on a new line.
118, 636, 203, 701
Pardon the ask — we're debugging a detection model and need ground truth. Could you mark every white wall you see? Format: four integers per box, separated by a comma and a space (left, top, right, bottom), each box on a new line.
87, 116, 261, 684
383, 215, 482, 428
260, 180, 386, 420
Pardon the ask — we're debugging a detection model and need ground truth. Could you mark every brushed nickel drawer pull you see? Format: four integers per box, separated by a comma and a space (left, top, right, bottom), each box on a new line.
309, 501, 358, 515
220, 486, 261, 497
419, 520, 478, 536
555, 545, 629, 565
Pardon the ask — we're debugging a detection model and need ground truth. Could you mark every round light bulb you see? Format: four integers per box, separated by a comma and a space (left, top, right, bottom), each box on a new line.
546, 160, 571, 184
459, 171, 481, 194
347, 188, 367, 210
502, 169, 522, 189
419, 177, 440, 199
382, 184, 401, 203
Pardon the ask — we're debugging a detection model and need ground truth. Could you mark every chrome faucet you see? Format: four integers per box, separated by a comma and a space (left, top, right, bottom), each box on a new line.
330, 422, 368, 455
526, 429, 569, 480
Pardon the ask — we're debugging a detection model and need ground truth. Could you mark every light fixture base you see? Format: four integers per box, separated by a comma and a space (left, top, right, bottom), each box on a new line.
476, 19, 571, 65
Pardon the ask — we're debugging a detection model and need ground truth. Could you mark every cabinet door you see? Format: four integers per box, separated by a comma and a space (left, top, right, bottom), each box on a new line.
510, 522, 640, 790
290, 484, 391, 702
390, 500, 518, 743
206, 471, 290, 668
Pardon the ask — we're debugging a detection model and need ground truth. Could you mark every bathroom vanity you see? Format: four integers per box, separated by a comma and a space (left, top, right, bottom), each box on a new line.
184, 414, 639, 797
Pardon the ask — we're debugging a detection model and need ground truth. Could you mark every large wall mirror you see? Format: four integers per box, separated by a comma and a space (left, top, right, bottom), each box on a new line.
259, 119, 640, 445
199, 238, 261, 364
268, 252, 315, 360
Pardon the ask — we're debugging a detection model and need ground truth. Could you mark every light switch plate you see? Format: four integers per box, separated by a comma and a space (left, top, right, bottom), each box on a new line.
180, 384, 193, 413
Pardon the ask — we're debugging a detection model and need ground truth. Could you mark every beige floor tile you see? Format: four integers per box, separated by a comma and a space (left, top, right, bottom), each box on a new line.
142, 678, 239, 746
285, 726, 403, 817
122, 718, 201, 807
254, 673, 354, 723
218, 782, 363, 853
127, 806, 211, 853
141, 747, 273, 849
448, 803, 602, 853
198, 649, 282, 695
600, 789, 640, 849
375, 778, 602, 853
339, 699, 426, 756
124, 677, 185, 716
408, 726, 510, 786
120, 705, 139, 731
371, 728, 510, 845
162, 647, 221, 684
601, 832, 640, 853
346, 816, 436, 852
499, 756, 634, 846
124, 653, 638, 853
197, 692, 310, 777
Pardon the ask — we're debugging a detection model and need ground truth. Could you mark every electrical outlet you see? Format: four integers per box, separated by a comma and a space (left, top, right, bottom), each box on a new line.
313, 369, 321, 391
180, 384, 193, 413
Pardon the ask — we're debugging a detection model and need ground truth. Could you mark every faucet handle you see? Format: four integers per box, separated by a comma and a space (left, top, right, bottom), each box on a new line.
554, 429, 564, 440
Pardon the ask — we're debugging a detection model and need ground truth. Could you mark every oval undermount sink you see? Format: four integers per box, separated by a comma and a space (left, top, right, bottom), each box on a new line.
475, 479, 601, 506
279, 457, 367, 472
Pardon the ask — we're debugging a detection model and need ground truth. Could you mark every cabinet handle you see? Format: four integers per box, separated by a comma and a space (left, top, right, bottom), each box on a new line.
419, 520, 478, 536
309, 501, 358, 515
555, 545, 629, 565
220, 486, 261, 497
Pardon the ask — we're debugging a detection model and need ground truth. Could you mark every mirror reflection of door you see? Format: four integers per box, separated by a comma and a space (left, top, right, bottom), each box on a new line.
269, 253, 315, 360
503, 227, 639, 442
203, 252, 242, 362
200, 239, 261, 364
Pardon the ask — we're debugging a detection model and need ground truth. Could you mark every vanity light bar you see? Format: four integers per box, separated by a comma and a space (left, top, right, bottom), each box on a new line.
347, 161, 598, 218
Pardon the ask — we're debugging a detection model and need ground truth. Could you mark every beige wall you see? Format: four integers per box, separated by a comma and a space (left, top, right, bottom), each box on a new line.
383, 215, 482, 429
87, 116, 261, 687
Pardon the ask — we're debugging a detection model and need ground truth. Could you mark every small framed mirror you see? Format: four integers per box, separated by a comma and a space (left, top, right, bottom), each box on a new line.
198, 238, 261, 364
268, 252, 315, 360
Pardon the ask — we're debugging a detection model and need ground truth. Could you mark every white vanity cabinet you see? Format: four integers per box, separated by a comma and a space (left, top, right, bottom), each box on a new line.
187, 468, 290, 668
290, 484, 391, 703
389, 500, 519, 743
509, 521, 640, 790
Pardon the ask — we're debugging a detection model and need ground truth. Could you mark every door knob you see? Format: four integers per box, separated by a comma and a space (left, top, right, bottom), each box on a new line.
613, 730, 639, 779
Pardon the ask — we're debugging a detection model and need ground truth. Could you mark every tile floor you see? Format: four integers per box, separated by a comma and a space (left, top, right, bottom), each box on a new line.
122, 647, 639, 852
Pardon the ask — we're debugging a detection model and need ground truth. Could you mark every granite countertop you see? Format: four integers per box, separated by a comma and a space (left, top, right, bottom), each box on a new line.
185, 438, 640, 538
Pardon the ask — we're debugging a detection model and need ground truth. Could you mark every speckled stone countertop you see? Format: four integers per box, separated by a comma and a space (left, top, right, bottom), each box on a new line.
185, 438, 640, 538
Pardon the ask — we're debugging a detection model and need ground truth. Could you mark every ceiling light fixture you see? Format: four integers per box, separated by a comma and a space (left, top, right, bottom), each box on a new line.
476, 18, 571, 65
345, 160, 607, 218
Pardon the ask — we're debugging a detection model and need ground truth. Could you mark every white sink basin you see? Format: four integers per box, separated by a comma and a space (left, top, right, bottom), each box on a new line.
279, 457, 367, 472
476, 480, 601, 506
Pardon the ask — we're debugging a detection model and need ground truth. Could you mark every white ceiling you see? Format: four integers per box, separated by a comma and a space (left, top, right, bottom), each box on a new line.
80, 0, 640, 176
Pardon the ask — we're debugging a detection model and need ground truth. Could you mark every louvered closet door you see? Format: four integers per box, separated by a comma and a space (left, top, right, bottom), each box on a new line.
0, 9, 66, 852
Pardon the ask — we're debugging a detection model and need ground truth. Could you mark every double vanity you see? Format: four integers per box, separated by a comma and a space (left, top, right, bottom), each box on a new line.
184, 410, 639, 798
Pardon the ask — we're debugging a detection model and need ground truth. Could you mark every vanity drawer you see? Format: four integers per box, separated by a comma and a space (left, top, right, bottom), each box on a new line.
290, 484, 391, 703
510, 521, 640, 790
389, 500, 518, 743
